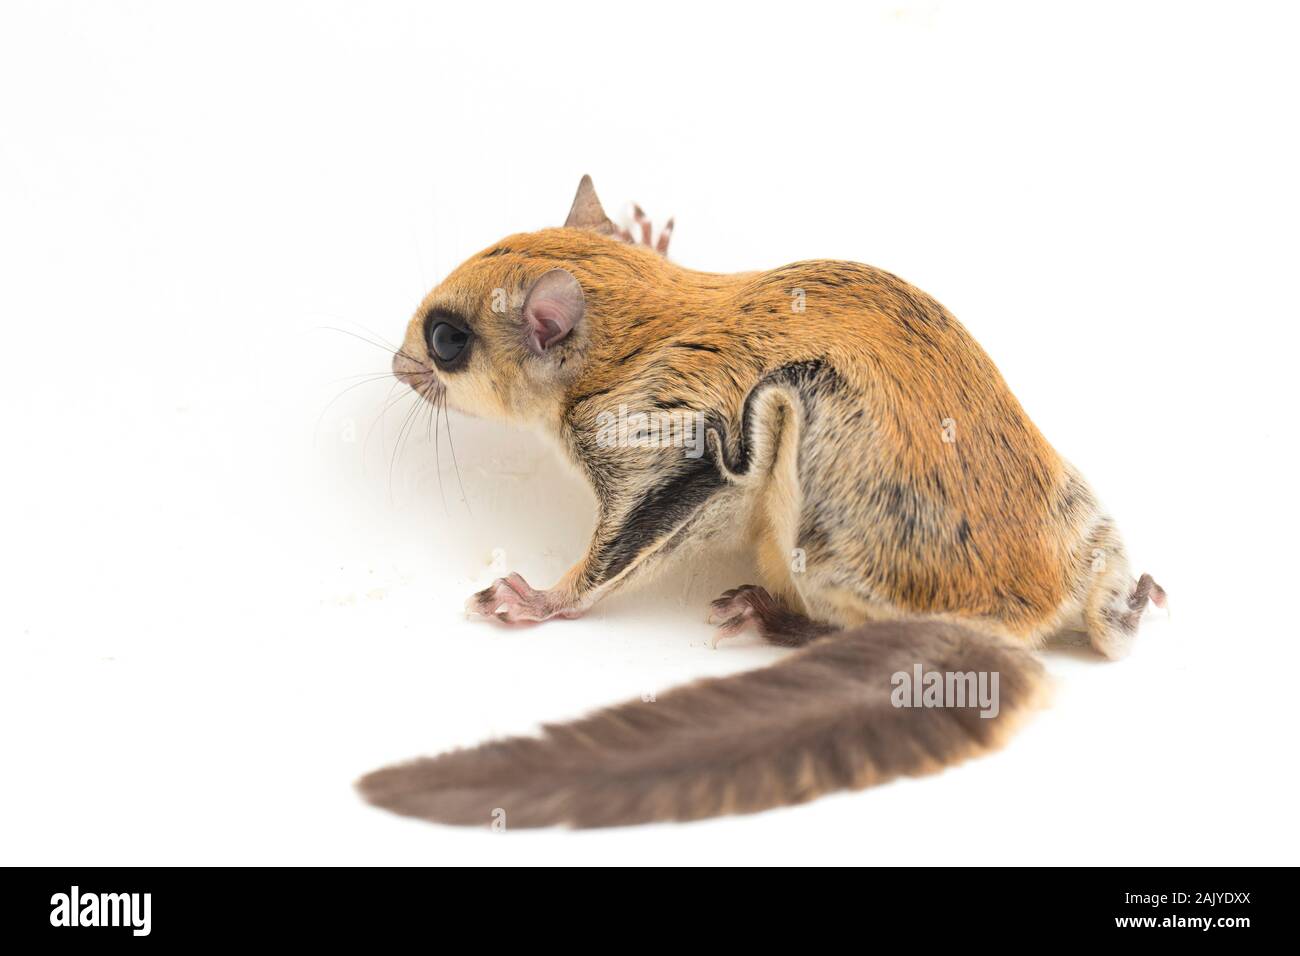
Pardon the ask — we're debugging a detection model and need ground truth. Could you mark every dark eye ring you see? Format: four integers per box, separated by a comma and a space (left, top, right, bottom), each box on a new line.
427, 321, 470, 365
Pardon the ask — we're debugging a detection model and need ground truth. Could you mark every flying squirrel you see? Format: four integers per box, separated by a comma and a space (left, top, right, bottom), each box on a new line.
359, 176, 1166, 829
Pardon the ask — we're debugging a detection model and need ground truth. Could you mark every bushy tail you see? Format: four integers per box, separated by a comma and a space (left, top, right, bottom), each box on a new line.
357, 619, 1049, 829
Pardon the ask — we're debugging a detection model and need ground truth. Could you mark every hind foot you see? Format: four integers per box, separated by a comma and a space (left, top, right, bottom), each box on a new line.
1088, 572, 1168, 659
1117, 572, 1167, 632
1130, 573, 1167, 612
617, 204, 674, 256
708, 585, 835, 648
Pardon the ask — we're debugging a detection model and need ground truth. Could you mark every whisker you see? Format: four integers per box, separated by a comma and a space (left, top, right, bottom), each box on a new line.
432, 383, 443, 438
316, 321, 404, 352
429, 384, 448, 516
388, 390, 424, 504
319, 325, 422, 364
314, 371, 403, 444
366, 378, 428, 454
327, 370, 404, 385
317, 320, 463, 509
442, 390, 471, 515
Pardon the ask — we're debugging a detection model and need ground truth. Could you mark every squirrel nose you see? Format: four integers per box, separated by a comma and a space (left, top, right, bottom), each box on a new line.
392, 351, 429, 389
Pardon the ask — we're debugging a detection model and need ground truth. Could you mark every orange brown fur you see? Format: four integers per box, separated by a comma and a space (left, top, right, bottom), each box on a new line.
372, 178, 1164, 828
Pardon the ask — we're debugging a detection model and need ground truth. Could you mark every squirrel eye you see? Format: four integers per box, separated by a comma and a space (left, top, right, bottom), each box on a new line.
428, 322, 469, 363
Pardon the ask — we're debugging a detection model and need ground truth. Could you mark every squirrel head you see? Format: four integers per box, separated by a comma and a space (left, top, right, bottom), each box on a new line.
393, 176, 635, 426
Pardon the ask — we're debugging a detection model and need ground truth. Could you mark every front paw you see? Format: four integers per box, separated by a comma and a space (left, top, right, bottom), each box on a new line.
466, 572, 567, 625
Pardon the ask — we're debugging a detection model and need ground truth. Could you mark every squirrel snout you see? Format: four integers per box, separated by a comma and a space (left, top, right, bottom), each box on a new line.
392, 350, 432, 390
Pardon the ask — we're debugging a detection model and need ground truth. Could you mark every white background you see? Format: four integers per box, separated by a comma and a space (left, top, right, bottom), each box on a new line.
2, 0, 1296, 865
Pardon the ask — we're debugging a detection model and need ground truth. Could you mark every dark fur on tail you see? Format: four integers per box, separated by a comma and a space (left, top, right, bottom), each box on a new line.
357, 620, 1049, 829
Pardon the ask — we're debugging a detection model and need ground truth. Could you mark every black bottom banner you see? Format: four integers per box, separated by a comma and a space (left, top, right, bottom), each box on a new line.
3, 866, 1281, 945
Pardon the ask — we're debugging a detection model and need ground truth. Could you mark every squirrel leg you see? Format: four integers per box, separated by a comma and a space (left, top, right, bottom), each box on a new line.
467, 470, 723, 624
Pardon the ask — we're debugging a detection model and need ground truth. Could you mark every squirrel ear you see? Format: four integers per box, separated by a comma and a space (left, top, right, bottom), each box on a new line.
522, 269, 585, 354
563, 175, 618, 235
